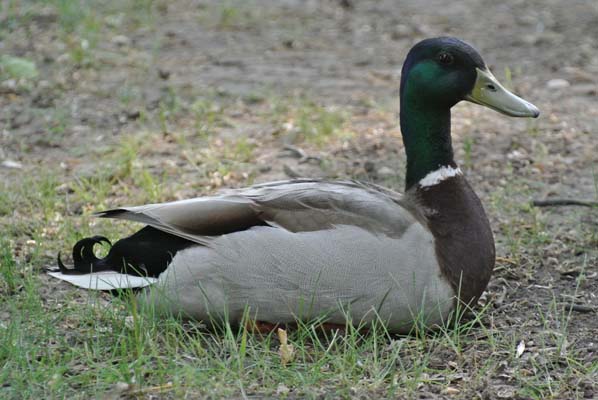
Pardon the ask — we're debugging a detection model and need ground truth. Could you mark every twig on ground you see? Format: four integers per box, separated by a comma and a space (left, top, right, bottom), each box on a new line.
279, 144, 322, 164
283, 164, 302, 178
532, 198, 598, 207
496, 256, 518, 265
563, 303, 597, 313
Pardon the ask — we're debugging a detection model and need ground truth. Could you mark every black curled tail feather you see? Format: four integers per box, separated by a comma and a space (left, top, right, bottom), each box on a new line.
72, 236, 111, 268
57, 236, 116, 275
56, 226, 195, 278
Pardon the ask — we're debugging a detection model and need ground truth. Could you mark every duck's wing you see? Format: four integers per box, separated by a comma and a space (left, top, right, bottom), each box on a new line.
96, 179, 420, 244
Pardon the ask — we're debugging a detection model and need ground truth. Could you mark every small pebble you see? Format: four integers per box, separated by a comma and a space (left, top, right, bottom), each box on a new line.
364, 160, 376, 173
1, 160, 22, 169
158, 69, 171, 80
391, 24, 412, 40
546, 78, 570, 90
111, 35, 131, 47
377, 166, 394, 177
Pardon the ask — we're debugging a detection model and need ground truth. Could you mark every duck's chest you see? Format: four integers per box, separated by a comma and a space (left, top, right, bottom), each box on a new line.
415, 176, 496, 304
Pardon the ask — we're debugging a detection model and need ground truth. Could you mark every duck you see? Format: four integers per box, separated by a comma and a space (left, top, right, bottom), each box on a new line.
49, 37, 539, 333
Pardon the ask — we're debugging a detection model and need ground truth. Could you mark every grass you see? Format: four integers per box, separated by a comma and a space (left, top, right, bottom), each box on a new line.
1, 145, 596, 398
266, 96, 351, 147
1, 260, 594, 398
1, 89, 596, 397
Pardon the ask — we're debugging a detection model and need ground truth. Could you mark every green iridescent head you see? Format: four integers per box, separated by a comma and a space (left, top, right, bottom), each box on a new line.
400, 37, 539, 117
399, 37, 539, 190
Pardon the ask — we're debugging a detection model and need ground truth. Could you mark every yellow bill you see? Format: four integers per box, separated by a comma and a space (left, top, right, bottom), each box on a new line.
466, 68, 539, 118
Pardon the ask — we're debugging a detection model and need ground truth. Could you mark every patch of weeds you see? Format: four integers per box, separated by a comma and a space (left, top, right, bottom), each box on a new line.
133, 167, 163, 204
70, 174, 114, 208
197, 2, 258, 31
64, 19, 100, 67
0, 55, 38, 80
295, 101, 346, 145
47, 0, 102, 67
113, 135, 143, 180
0, 54, 39, 92
125, 0, 157, 27
52, 0, 87, 33
463, 136, 474, 169
526, 119, 540, 137
0, 187, 14, 216
158, 87, 184, 133
503, 66, 513, 90
48, 0, 158, 67
229, 136, 255, 163
242, 92, 266, 105
267, 95, 290, 121
117, 84, 142, 107
0, 0, 35, 36
186, 134, 258, 189
46, 107, 70, 141
0, 238, 17, 294
490, 180, 552, 262
191, 98, 224, 138
218, 5, 240, 29
270, 98, 348, 146
69, 134, 172, 206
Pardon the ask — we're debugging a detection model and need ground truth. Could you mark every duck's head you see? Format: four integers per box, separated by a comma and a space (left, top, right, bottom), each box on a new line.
400, 37, 539, 117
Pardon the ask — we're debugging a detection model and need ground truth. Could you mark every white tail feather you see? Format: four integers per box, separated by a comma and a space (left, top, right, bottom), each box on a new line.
48, 271, 157, 290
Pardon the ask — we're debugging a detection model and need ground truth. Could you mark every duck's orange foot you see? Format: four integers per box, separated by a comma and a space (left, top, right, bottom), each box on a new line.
245, 320, 282, 334
245, 320, 354, 335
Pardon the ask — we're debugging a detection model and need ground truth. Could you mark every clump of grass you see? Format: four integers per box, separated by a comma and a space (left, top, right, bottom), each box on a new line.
50, 0, 101, 67
267, 98, 349, 146
161, 87, 183, 114
463, 136, 474, 169
295, 101, 347, 145
189, 135, 257, 188
218, 5, 240, 29
0, 238, 18, 294
0, 1, 34, 37
191, 98, 225, 138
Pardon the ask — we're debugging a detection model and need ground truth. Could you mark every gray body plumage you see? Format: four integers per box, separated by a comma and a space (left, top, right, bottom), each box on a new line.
142, 224, 454, 331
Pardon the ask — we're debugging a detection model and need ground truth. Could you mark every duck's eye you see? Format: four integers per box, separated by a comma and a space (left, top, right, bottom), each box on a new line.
437, 52, 454, 65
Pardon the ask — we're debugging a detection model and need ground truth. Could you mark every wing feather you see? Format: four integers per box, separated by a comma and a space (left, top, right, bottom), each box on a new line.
96, 179, 419, 244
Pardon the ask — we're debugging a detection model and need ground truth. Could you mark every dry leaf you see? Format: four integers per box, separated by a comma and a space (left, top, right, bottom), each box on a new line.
442, 386, 460, 395
277, 328, 295, 366
103, 382, 134, 400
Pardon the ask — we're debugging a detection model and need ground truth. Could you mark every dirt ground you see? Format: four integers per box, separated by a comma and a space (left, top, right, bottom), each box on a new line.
1, 0, 597, 398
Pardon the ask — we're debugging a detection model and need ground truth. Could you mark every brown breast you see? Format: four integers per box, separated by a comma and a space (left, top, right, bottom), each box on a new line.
414, 175, 495, 305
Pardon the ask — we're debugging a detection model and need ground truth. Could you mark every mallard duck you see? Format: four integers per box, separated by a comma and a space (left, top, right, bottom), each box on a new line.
49, 37, 539, 333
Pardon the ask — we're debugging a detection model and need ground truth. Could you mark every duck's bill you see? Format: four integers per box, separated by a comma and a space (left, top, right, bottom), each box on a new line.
465, 68, 540, 118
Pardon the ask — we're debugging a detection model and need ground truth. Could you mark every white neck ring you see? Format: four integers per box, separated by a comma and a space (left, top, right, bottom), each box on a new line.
418, 165, 462, 188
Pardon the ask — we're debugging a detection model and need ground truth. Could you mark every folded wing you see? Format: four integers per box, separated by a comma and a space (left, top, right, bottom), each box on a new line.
96, 179, 420, 244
